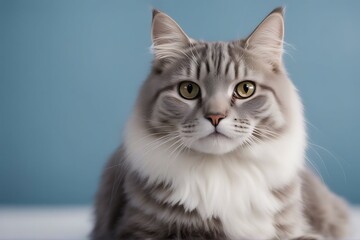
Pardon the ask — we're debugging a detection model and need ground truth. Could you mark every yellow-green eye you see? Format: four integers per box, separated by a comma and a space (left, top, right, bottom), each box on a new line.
178, 81, 200, 100
235, 81, 256, 98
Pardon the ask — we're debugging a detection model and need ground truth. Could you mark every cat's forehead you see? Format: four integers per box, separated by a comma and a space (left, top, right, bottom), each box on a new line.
173, 41, 267, 85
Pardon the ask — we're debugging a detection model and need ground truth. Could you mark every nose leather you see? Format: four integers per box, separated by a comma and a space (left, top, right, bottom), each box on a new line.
206, 114, 226, 127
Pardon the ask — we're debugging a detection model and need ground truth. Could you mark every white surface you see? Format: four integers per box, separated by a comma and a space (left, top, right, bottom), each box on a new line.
0, 206, 92, 240
0, 206, 359, 240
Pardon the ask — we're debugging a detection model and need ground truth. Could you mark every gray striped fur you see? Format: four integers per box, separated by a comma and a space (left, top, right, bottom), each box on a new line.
92, 8, 349, 240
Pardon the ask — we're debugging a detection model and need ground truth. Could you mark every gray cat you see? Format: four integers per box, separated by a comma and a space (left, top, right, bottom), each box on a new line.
91, 8, 349, 240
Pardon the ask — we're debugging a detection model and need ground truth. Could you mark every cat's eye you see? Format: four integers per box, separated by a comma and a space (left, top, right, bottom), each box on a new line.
178, 81, 200, 100
234, 81, 256, 99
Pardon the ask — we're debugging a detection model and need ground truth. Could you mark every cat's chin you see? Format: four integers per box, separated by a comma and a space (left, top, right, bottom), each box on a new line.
189, 134, 240, 155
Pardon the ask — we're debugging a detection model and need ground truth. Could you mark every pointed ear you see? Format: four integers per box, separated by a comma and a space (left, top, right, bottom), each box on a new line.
151, 9, 192, 62
244, 7, 285, 65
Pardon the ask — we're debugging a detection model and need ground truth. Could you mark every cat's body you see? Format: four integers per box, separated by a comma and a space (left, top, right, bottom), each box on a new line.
92, 8, 349, 240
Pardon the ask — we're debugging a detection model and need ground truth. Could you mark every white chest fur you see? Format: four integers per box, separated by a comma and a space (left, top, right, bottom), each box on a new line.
124, 114, 305, 239
166, 154, 281, 239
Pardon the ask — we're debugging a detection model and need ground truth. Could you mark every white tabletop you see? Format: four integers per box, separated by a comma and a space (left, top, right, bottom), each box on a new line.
0, 206, 359, 239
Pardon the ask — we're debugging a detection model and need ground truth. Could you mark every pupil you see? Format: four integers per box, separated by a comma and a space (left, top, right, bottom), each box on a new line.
187, 84, 193, 93
243, 84, 249, 93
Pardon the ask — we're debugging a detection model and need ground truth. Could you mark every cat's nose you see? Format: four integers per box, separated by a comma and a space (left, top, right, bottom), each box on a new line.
205, 114, 226, 127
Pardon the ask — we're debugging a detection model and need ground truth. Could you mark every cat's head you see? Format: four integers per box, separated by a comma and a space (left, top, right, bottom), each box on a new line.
136, 7, 303, 155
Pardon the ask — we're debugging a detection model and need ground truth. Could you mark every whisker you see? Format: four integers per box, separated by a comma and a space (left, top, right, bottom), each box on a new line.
306, 145, 329, 177
308, 142, 348, 183
304, 119, 319, 132
305, 156, 325, 183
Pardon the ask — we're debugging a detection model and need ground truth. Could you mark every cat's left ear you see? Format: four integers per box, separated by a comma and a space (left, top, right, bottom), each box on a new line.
244, 7, 285, 65
151, 9, 192, 62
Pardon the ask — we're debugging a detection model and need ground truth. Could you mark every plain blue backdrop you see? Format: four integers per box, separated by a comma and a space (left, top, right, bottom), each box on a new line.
1, 0, 359, 205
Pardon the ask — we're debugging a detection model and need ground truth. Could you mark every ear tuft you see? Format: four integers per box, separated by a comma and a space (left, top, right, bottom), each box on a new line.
271, 6, 284, 16
151, 10, 191, 62
152, 8, 161, 20
245, 7, 285, 65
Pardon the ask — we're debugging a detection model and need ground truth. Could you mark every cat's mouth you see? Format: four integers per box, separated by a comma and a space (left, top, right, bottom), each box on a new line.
191, 130, 237, 154
202, 131, 231, 140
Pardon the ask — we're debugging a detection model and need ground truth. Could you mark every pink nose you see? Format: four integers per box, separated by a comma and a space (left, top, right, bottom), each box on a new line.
206, 114, 226, 127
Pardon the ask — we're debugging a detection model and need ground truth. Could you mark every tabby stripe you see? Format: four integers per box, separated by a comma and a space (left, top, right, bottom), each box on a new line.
196, 62, 201, 80
217, 50, 222, 75
211, 47, 216, 62
234, 62, 239, 79
202, 43, 209, 57
151, 85, 176, 106
225, 61, 231, 76
259, 84, 281, 106
204, 42, 209, 50
205, 60, 210, 73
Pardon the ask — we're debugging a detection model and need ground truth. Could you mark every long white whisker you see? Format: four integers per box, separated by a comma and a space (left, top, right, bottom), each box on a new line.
308, 142, 347, 183
306, 145, 329, 177
305, 156, 325, 183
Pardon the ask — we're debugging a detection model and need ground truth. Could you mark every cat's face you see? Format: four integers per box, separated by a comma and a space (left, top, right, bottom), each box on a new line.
138, 9, 296, 155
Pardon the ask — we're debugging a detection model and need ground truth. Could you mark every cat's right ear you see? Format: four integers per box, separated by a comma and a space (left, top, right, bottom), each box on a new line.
244, 7, 285, 66
151, 9, 192, 63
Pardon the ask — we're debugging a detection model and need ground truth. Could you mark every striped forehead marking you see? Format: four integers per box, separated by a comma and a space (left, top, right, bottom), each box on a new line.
183, 42, 248, 82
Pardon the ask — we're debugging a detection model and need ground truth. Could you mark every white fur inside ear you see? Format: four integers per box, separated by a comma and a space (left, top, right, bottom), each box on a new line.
151, 12, 191, 61
245, 13, 284, 63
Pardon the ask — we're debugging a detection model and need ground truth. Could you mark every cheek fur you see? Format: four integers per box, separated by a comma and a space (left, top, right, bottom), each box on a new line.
161, 96, 191, 118
236, 94, 284, 129
150, 93, 196, 129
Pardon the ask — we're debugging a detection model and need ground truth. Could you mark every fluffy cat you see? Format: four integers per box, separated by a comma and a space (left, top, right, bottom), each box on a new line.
91, 7, 349, 240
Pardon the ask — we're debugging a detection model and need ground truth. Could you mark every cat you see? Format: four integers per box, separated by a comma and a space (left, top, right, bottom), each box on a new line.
91, 7, 349, 240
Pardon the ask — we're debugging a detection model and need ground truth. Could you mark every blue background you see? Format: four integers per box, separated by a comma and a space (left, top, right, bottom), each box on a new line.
1, 0, 359, 205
